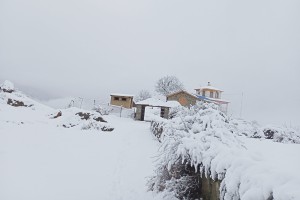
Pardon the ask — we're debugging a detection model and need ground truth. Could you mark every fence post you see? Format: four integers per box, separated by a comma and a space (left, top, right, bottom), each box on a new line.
79, 97, 84, 109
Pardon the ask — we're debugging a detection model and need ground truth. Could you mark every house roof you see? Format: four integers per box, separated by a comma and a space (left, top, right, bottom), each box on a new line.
195, 86, 224, 92
136, 98, 181, 108
167, 90, 198, 99
167, 90, 230, 104
110, 93, 134, 97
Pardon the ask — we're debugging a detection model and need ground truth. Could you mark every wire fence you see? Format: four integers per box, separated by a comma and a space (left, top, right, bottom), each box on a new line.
66, 97, 135, 118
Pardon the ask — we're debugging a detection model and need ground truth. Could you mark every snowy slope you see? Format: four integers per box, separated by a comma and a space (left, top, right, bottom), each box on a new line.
0, 81, 162, 200
0, 116, 161, 200
240, 138, 300, 199
1, 81, 300, 200
0, 81, 54, 126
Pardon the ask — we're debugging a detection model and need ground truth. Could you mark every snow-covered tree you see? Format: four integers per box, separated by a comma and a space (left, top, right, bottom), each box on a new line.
148, 102, 244, 199
134, 90, 152, 102
155, 76, 184, 96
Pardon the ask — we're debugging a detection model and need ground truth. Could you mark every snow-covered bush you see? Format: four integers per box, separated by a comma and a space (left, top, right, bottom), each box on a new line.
149, 102, 244, 199
150, 120, 165, 142
0, 80, 15, 93
254, 125, 300, 144
81, 121, 114, 132
229, 118, 260, 137
229, 119, 300, 144
149, 102, 300, 199
93, 105, 112, 115
51, 107, 114, 132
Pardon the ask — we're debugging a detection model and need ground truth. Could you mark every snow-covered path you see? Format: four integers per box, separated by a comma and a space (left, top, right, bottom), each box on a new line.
0, 116, 160, 200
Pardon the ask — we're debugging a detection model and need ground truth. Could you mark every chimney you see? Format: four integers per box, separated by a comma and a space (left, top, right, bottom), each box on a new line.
208, 82, 211, 86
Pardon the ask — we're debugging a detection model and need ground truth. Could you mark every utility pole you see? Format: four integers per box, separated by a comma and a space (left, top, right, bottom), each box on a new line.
239, 92, 243, 118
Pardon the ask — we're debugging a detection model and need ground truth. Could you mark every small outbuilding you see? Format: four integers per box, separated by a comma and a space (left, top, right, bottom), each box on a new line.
135, 98, 180, 121
110, 93, 134, 109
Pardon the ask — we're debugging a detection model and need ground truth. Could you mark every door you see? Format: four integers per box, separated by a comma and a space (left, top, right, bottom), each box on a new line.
141, 105, 146, 121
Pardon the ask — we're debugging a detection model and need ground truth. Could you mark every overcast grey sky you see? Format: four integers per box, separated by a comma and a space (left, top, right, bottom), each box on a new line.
1, 0, 299, 126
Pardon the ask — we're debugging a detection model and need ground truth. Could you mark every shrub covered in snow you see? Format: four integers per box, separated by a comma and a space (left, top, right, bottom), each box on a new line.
229, 118, 260, 137
150, 120, 166, 142
149, 102, 300, 199
148, 102, 244, 199
50, 108, 114, 132
81, 121, 114, 132
254, 125, 300, 144
0, 80, 15, 93
230, 119, 300, 144
93, 105, 113, 115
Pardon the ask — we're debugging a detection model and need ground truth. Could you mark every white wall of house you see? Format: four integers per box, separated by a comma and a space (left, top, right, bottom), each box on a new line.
200, 90, 222, 99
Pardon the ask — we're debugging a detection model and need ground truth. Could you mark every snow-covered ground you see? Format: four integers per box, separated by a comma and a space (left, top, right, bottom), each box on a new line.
0, 81, 161, 200
0, 116, 161, 200
1, 81, 300, 200
240, 137, 300, 199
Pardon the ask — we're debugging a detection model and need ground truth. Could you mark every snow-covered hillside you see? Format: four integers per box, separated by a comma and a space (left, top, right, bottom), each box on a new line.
1, 81, 300, 200
0, 116, 162, 200
0, 81, 161, 200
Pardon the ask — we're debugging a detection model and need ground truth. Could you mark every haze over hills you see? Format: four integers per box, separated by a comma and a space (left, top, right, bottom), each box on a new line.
0, 78, 299, 127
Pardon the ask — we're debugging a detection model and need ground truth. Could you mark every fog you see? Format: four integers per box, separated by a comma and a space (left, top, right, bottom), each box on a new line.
1, 0, 299, 126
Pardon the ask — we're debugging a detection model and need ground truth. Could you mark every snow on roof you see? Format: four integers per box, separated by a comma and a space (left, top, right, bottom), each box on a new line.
195, 85, 224, 92
167, 90, 198, 98
0, 80, 14, 91
165, 100, 182, 107
136, 98, 181, 108
110, 93, 134, 97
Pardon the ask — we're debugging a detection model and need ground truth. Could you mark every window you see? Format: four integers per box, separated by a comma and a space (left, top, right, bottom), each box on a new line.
215, 92, 219, 99
114, 97, 119, 101
160, 108, 165, 117
121, 98, 127, 101
210, 91, 213, 98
